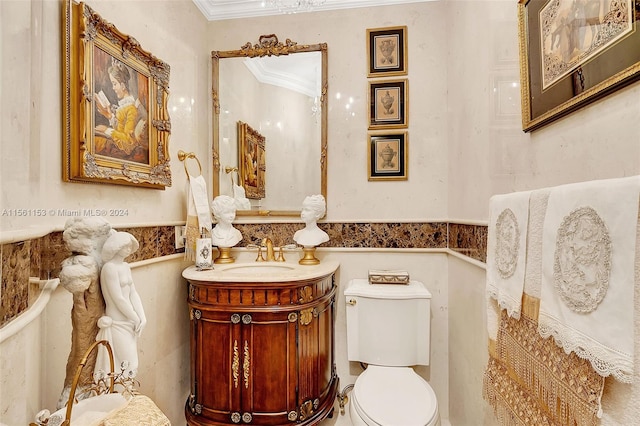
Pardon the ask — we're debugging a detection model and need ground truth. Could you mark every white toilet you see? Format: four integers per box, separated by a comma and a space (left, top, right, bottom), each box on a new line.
345, 279, 440, 426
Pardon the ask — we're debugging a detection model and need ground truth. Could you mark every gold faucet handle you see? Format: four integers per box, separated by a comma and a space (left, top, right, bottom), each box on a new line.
276, 247, 285, 262
256, 246, 265, 262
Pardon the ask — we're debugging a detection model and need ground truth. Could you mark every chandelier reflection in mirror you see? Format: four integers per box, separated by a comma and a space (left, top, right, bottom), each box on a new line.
267, 0, 326, 14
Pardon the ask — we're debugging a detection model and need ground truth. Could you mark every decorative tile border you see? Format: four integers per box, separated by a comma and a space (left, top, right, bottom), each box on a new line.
0, 221, 486, 327
448, 223, 487, 264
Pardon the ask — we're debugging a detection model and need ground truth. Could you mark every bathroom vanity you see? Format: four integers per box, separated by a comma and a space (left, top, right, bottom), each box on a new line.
183, 260, 340, 425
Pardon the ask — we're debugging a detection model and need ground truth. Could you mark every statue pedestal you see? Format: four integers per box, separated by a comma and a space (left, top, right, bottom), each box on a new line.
214, 247, 235, 264
299, 246, 320, 265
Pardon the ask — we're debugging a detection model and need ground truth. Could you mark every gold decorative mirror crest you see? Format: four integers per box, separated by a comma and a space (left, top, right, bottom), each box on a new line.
211, 35, 328, 217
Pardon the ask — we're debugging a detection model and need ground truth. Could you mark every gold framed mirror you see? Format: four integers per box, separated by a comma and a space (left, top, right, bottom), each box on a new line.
212, 35, 328, 217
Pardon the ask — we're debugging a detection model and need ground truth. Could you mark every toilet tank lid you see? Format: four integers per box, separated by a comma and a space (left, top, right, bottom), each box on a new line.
345, 279, 431, 299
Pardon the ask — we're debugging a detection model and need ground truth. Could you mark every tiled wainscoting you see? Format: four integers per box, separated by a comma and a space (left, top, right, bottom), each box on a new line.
0, 222, 486, 327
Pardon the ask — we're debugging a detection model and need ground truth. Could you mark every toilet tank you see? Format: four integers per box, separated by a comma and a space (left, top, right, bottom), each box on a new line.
345, 279, 431, 367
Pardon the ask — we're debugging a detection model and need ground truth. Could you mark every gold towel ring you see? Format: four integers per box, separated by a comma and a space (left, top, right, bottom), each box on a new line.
177, 150, 202, 179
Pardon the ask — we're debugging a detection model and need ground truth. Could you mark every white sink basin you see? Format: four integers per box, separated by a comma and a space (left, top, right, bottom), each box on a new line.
183, 260, 340, 283
223, 263, 297, 274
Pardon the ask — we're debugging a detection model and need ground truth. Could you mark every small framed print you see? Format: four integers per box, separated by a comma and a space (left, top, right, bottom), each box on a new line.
369, 79, 408, 130
367, 26, 407, 77
368, 132, 408, 181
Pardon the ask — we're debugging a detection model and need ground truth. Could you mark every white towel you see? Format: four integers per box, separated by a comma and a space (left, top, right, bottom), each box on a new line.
600, 201, 640, 424
538, 176, 640, 383
486, 190, 531, 319
185, 174, 212, 261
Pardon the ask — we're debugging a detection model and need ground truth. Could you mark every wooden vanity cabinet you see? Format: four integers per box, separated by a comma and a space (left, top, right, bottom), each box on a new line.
184, 271, 338, 426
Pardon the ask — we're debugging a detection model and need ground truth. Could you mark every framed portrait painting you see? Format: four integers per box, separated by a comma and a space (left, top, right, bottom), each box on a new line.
63, 1, 171, 189
518, 0, 640, 132
367, 26, 408, 77
237, 121, 266, 199
368, 132, 408, 181
368, 79, 408, 130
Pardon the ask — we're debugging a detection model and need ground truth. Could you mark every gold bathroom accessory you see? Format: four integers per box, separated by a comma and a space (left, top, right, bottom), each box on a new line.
214, 246, 235, 264
178, 150, 202, 179
264, 237, 275, 261
368, 269, 410, 285
299, 246, 320, 265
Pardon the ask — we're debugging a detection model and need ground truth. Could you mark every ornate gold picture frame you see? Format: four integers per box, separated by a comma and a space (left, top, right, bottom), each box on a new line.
237, 121, 265, 199
368, 132, 408, 181
518, 0, 640, 132
63, 1, 171, 189
367, 26, 408, 77
368, 79, 408, 130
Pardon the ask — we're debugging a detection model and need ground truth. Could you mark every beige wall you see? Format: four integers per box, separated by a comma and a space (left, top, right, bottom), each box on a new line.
1, 0, 639, 425
209, 2, 450, 222
1, 0, 207, 423
446, 2, 639, 424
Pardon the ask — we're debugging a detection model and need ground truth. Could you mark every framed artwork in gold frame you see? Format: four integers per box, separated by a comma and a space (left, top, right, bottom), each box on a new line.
368, 79, 408, 130
63, 1, 171, 189
518, 0, 640, 132
367, 26, 408, 77
368, 132, 408, 181
237, 121, 266, 199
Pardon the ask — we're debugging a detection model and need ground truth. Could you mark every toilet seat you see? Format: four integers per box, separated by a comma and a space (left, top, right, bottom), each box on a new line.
350, 365, 439, 426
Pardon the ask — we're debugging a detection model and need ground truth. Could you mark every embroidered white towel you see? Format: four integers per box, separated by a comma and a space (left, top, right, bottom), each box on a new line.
185, 174, 212, 261
486, 190, 531, 319
538, 175, 640, 383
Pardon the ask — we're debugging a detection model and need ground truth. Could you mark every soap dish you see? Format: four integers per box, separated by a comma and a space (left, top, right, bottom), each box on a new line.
368, 269, 410, 285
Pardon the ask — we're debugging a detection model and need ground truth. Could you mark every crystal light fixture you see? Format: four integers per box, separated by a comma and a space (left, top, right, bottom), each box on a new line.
267, 0, 327, 14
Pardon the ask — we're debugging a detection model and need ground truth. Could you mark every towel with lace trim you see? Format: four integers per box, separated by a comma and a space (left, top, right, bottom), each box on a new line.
538, 176, 640, 383
486, 190, 531, 319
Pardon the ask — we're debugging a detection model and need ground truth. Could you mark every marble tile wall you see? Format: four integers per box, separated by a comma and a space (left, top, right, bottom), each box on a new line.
448, 223, 487, 263
0, 221, 486, 327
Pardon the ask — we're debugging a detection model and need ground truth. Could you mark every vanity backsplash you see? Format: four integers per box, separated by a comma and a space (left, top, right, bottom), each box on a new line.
0, 221, 486, 327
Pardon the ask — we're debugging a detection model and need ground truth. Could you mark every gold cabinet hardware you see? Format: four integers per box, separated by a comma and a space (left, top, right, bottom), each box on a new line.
242, 412, 252, 423
243, 340, 250, 389
300, 307, 314, 326
232, 340, 240, 388
231, 412, 241, 423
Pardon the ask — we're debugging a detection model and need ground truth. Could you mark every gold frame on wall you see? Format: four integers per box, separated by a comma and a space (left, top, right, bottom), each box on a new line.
211, 35, 328, 217
518, 0, 640, 132
63, 0, 171, 189
368, 132, 408, 181
237, 121, 266, 199
367, 26, 408, 77
368, 79, 408, 130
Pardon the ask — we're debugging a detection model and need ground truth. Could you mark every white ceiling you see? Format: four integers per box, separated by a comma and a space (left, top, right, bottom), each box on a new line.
193, 0, 434, 21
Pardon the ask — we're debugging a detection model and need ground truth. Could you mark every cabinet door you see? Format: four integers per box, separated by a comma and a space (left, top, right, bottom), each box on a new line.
240, 310, 298, 425
297, 295, 336, 422
191, 309, 242, 423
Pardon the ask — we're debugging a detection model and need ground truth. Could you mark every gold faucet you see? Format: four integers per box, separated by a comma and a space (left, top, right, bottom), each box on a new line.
262, 237, 276, 261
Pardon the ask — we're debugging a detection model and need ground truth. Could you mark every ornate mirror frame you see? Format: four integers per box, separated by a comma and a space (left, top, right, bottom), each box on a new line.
211, 35, 328, 217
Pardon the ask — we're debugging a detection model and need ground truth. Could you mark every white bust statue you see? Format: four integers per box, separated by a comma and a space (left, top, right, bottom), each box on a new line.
211, 195, 242, 247
293, 194, 329, 247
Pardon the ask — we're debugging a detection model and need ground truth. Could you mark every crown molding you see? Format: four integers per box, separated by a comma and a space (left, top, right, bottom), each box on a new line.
193, 0, 435, 21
